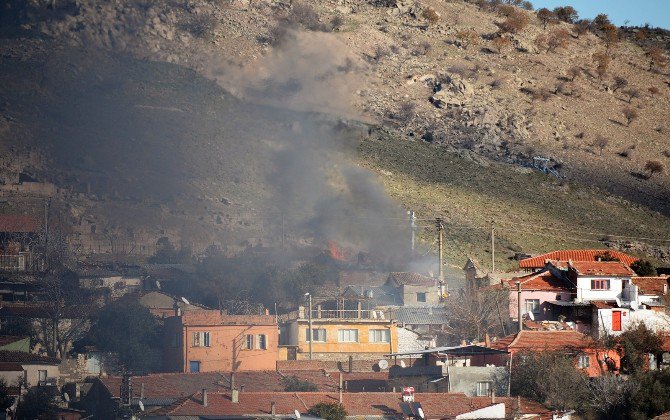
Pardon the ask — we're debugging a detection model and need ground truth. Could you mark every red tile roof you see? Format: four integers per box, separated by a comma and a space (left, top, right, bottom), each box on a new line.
501, 270, 574, 292
519, 250, 637, 269
551, 260, 635, 277
490, 330, 594, 351
0, 351, 60, 365
0, 215, 40, 233
151, 392, 551, 419
0, 362, 24, 371
633, 276, 670, 296
591, 301, 618, 310
179, 310, 276, 326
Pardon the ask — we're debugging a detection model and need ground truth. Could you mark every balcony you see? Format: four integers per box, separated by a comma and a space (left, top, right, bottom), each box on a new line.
299, 308, 387, 321
0, 253, 34, 272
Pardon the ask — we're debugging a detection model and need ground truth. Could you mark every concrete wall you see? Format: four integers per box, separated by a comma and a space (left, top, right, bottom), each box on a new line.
0, 370, 23, 386
447, 366, 509, 397
396, 327, 435, 354
456, 403, 506, 419
23, 364, 59, 387
401, 285, 440, 306
576, 276, 629, 303
291, 320, 397, 356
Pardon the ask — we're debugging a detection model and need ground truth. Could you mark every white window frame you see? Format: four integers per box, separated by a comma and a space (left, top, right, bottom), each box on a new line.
306, 328, 327, 342
192, 331, 210, 347
38, 369, 47, 386
591, 279, 611, 290
245, 334, 254, 350
524, 299, 540, 315
256, 334, 267, 350
578, 355, 590, 369
338, 329, 359, 343
369, 329, 391, 343
476, 381, 491, 397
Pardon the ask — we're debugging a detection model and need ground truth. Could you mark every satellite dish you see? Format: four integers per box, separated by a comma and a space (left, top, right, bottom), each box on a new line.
63, 393, 69, 402
400, 360, 406, 368
417, 407, 425, 419
155, 280, 161, 290
378, 359, 389, 370
527, 312, 535, 321
181, 297, 190, 305
294, 410, 301, 419
139, 400, 145, 412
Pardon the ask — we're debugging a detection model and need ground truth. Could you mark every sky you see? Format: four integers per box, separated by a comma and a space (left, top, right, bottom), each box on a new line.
531, 0, 669, 30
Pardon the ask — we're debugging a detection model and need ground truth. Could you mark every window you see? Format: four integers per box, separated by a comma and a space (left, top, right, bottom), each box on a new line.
189, 361, 200, 373
38, 370, 47, 386
245, 334, 254, 350
192, 332, 210, 347
257, 334, 267, 350
524, 299, 540, 315
578, 355, 590, 369
591, 279, 611, 290
476, 381, 491, 397
306, 328, 327, 342
338, 329, 359, 342
369, 329, 391, 343
416, 292, 427, 302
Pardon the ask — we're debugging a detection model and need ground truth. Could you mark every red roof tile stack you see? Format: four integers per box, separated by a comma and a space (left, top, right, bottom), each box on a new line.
519, 250, 637, 269
501, 270, 574, 291
633, 276, 670, 296
490, 330, 593, 351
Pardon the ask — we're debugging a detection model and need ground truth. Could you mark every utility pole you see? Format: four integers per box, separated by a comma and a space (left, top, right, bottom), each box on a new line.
517, 281, 523, 333
44, 198, 50, 270
408, 211, 416, 256
305, 293, 313, 360
436, 218, 444, 282
490, 220, 495, 273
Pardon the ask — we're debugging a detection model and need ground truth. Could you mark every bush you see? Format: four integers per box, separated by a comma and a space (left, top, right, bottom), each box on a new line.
618, 144, 635, 159
490, 77, 505, 89
491, 35, 512, 53
592, 51, 611, 81
602, 24, 619, 52
179, 14, 218, 38
537, 28, 570, 52
287, 2, 324, 31
497, 10, 529, 33
593, 13, 612, 31
373, 45, 391, 61
553, 6, 578, 23
646, 46, 668, 71
330, 15, 344, 31
622, 106, 638, 127
649, 86, 660, 96
536, 7, 555, 29
455, 29, 480, 50
282, 376, 318, 391
531, 87, 553, 101
422, 7, 440, 25
521, 1, 534, 11
566, 66, 581, 81
574, 19, 591, 37
644, 160, 665, 178
631, 259, 657, 276
412, 41, 432, 56
611, 76, 628, 92
593, 135, 609, 155
308, 403, 347, 420
622, 88, 640, 104
395, 101, 416, 122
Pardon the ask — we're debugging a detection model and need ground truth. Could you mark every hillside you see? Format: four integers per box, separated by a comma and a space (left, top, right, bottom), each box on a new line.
0, 0, 669, 270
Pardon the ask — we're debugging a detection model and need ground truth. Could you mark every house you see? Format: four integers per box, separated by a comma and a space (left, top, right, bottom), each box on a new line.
0, 350, 60, 387
519, 249, 637, 272
139, 291, 210, 318
0, 215, 41, 272
501, 266, 575, 322
163, 311, 278, 372
280, 297, 398, 361
0, 336, 30, 353
386, 272, 444, 306
77, 264, 143, 299
141, 391, 553, 419
385, 345, 509, 396
632, 275, 670, 309
396, 326, 436, 354
389, 306, 448, 333
488, 330, 621, 377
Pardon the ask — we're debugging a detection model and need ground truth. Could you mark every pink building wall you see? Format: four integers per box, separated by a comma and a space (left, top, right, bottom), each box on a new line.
509, 290, 573, 321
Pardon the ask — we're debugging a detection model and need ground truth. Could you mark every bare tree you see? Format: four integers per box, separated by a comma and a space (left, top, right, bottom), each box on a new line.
644, 160, 665, 179
594, 135, 609, 155
536, 8, 556, 29
566, 66, 581, 81
622, 106, 638, 127
443, 286, 510, 344
588, 375, 638, 418
611, 76, 628, 93
593, 51, 611, 81
622, 88, 640, 104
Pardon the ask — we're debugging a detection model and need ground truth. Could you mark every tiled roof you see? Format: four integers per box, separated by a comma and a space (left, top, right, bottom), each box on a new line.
566, 261, 636, 277
501, 270, 574, 292
101, 371, 346, 399
391, 306, 448, 325
139, 291, 208, 310
150, 391, 550, 418
0, 351, 60, 365
490, 330, 593, 351
387, 272, 436, 287
633, 276, 670, 296
519, 250, 637, 269
591, 301, 618, 310
0, 215, 40, 233
0, 362, 24, 371
179, 310, 276, 326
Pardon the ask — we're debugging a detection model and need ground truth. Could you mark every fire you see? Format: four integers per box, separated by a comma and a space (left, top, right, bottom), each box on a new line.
327, 240, 349, 262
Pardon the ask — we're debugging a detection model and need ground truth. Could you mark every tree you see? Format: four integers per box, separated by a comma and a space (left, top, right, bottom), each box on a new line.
593, 51, 611, 81
593, 14, 612, 31
574, 19, 591, 37
626, 370, 670, 419
619, 323, 663, 374
536, 8, 555, 29
612, 76, 628, 93
545, 28, 570, 52
0, 379, 14, 412
646, 46, 668, 72
521, 1, 533, 11
88, 300, 162, 372
553, 6, 578, 23
602, 24, 619, 52
497, 10, 529, 33
631, 259, 657, 276
644, 160, 665, 179
443, 286, 510, 344
511, 351, 590, 411
15, 386, 58, 419
594, 135, 609, 156
588, 375, 638, 418
282, 376, 318, 391
622, 88, 640, 104
491, 35, 511, 53
308, 402, 347, 420
622, 106, 638, 127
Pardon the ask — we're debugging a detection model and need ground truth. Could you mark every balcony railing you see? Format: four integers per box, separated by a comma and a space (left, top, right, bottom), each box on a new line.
0, 253, 37, 272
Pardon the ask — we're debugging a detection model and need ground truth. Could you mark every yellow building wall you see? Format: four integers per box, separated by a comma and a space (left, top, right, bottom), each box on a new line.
296, 322, 397, 354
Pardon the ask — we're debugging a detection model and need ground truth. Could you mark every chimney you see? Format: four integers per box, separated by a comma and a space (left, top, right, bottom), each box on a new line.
140, 383, 145, 399
348, 355, 353, 373
265, 308, 270, 315
339, 373, 343, 403
202, 389, 208, 407
271, 401, 276, 416
232, 389, 239, 403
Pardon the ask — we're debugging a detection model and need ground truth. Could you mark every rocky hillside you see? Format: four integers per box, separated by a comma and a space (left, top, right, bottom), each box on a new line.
1, 0, 669, 269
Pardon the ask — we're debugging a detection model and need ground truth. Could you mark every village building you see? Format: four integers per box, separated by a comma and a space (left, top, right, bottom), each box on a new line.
518, 249, 638, 272
139, 290, 210, 318
163, 310, 278, 372
0, 350, 61, 387
0, 214, 41, 272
